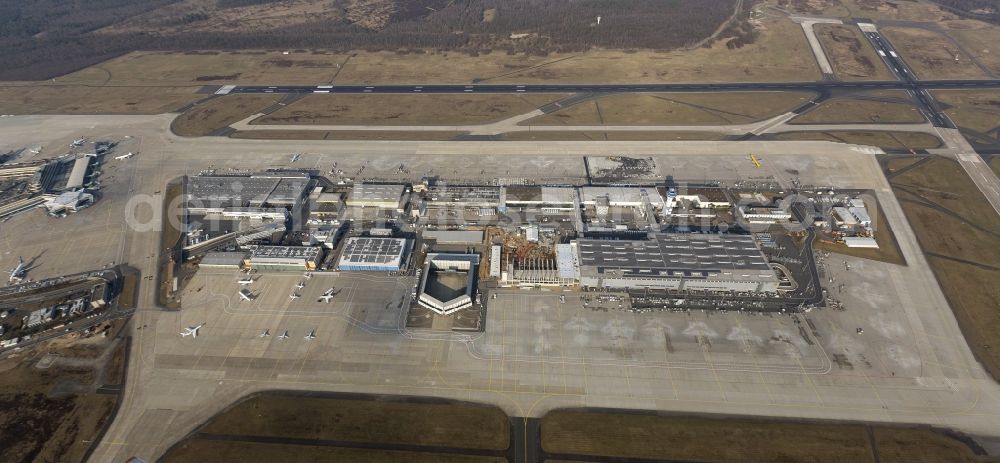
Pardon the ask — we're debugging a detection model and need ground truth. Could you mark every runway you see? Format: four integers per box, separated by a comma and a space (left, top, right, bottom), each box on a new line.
224, 79, 1000, 96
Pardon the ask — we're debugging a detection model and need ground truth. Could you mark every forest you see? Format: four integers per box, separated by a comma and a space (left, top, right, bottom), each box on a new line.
0, 0, 738, 80
930, 0, 1000, 24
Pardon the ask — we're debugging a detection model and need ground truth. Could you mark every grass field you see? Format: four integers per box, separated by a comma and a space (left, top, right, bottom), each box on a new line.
57, 50, 354, 86
56, 15, 819, 86
161, 393, 510, 462
0, 329, 125, 462
881, 27, 989, 80
526, 92, 813, 126
254, 94, 564, 126
199, 394, 510, 451
540, 409, 995, 462
933, 90, 1000, 135
232, 130, 465, 140
0, 85, 199, 114
791, 92, 925, 124
774, 131, 942, 149
887, 156, 1000, 381
162, 441, 506, 463
815, 24, 894, 80
171, 94, 282, 137
499, 131, 727, 141
943, 20, 1000, 76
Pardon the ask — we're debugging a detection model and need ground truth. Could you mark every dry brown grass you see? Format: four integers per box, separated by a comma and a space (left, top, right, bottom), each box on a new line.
874, 427, 995, 463
232, 130, 465, 140
542, 410, 876, 462
780, 0, 957, 21
816, 24, 894, 80
881, 27, 989, 80
171, 94, 281, 136
933, 90, 1000, 134
162, 440, 507, 463
791, 92, 925, 124
0, 336, 123, 463
541, 410, 997, 463
62, 14, 820, 86
500, 131, 727, 141
527, 92, 812, 126
888, 156, 1000, 381
942, 20, 1000, 76
200, 394, 510, 451
58, 50, 352, 86
774, 131, 942, 149
254, 94, 565, 126
0, 85, 199, 114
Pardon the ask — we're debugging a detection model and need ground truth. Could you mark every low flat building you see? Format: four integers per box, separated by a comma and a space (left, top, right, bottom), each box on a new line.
200, 251, 249, 269
844, 236, 879, 248
337, 237, 410, 272
575, 233, 779, 292
247, 246, 324, 271
423, 230, 484, 245
346, 183, 408, 210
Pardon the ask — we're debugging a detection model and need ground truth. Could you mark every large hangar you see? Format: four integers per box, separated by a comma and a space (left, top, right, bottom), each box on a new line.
575, 233, 779, 292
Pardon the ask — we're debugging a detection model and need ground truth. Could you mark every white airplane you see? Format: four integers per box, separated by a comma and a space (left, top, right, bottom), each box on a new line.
238, 289, 255, 301
259, 329, 270, 338
560, 295, 566, 304
278, 330, 289, 340
82, 153, 99, 158
304, 329, 316, 340
303, 272, 313, 280
180, 323, 205, 338
238, 276, 255, 285
290, 153, 301, 163
295, 281, 305, 289
115, 152, 135, 160
289, 292, 301, 300
6, 257, 29, 283
318, 287, 336, 303
71, 138, 87, 147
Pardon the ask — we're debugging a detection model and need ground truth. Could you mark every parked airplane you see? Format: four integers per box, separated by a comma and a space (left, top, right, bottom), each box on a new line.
303, 272, 313, 280
290, 153, 301, 163
560, 295, 566, 304
304, 329, 316, 340
278, 330, 289, 340
289, 292, 301, 300
179, 323, 205, 338
239, 289, 255, 301
6, 257, 29, 283
115, 152, 135, 160
259, 329, 270, 338
82, 153, 99, 158
71, 138, 87, 147
295, 281, 305, 290
238, 276, 255, 285
318, 287, 336, 303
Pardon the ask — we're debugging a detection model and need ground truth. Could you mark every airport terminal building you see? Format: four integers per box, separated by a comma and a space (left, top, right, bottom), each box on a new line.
574, 233, 779, 292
